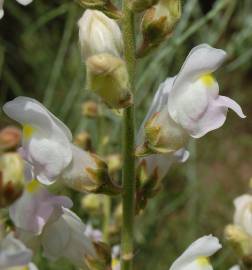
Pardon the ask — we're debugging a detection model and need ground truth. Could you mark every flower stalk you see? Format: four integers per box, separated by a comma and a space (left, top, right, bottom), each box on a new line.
121, 1, 136, 269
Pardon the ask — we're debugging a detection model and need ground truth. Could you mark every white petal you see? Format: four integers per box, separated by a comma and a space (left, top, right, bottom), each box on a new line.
78, 10, 123, 60
27, 137, 72, 184
233, 194, 252, 236
0, 0, 4, 19
140, 148, 189, 181
0, 233, 32, 268
216, 96, 246, 118
233, 194, 252, 225
84, 224, 103, 242
168, 76, 245, 138
137, 77, 175, 145
42, 208, 96, 268
175, 44, 226, 83
168, 45, 226, 126
42, 211, 71, 260
3, 97, 73, 184
242, 207, 252, 236
3, 97, 72, 140
28, 262, 39, 270
170, 235, 222, 270
9, 186, 73, 235
60, 144, 97, 192
16, 0, 33, 5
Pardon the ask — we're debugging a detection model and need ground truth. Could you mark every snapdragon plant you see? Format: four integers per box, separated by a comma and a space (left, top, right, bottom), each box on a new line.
0, 0, 247, 270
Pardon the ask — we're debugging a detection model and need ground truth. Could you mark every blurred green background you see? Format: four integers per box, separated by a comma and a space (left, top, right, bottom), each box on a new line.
0, 0, 251, 269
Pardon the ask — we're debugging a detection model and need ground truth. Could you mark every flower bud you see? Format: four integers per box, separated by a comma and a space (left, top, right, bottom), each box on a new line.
0, 153, 24, 208
74, 131, 93, 151
0, 126, 21, 151
86, 53, 133, 109
78, 10, 123, 61
78, 0, 122, 19
61, 145, 122, 195
224, 225, 252, 257
106, 154, 122, 174
82, 101, 99, 118
139, 0, 181, 56
81, 194, 103, 214
129, 0, 158, 12
135, 110, 189, 157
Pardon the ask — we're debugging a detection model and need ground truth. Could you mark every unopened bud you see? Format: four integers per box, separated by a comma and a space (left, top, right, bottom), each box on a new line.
139, 0, 181, 56
0, 153, 24, 208
86, 53, 133, 109
74, 131, 92, 151
61, 145, 122, 195
224, 225, 252, 257
106, 154, 122, 174
81, 194, 103, 214
78, 0, 122, 19
0, 126, 21, 151
129, 0, 158, 12
78, 10, 123, 61
82, 101, 99, 118
85, 154, 122, 195
135, 110, 188, 157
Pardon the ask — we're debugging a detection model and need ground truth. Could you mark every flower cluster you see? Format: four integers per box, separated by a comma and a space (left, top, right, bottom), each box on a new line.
0, 0, 247, 267
135, 44, 245, 211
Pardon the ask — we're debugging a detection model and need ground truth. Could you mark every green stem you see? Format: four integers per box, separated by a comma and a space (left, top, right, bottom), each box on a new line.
102, 195, 111, 242
121, 2, 136, 270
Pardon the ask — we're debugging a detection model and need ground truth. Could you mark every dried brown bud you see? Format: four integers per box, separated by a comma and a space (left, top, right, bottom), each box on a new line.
0, 126, 21, 151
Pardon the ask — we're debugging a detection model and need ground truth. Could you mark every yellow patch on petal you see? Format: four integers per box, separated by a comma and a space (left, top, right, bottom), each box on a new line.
112, 258, 120, 268
196, 256, 210, 266
200, 73, 215, 87
26, 179, 40, 193
23, 124, 35, 140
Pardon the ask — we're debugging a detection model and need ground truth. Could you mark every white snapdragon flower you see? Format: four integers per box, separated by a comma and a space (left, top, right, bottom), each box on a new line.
233, 194, 252, 236
137, 44, 245, 156
9, 179, 73, 235
11, 185, 98, 268
3, 97, 118, 194
169, 235, 222, 270
3, 97, 72, 185
78, 9, 123, 60
0, 0, 33, 19
0, 233, 33, 269
167, 44, 245, 138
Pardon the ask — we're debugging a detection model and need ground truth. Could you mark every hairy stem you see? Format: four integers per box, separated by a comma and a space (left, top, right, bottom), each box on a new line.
121, 2, 136, 270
